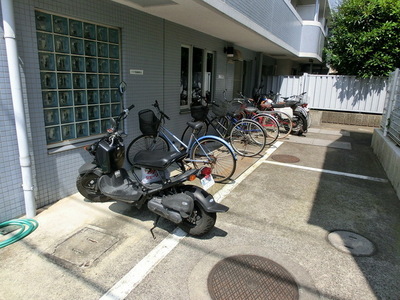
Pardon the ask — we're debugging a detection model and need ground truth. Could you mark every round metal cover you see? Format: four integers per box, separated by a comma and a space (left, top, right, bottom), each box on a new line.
271, 154, 300, 163
207, 255, 299, 300
328, 230, 376, 256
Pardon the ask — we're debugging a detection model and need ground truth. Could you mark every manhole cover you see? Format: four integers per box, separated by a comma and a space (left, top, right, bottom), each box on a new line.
208, 255, 299, 300
52, 227, 119, 267
327, 230, 375, 256
271, 154, 300, 163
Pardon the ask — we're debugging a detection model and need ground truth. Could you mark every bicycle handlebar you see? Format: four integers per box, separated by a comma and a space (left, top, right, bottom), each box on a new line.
153, 100, 170, 120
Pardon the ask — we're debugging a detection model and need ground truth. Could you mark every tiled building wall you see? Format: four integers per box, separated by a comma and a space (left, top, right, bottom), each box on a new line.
0, 0, 259, 221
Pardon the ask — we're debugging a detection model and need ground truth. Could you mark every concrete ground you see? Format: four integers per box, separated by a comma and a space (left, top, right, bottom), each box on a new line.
1, 124, 399, 300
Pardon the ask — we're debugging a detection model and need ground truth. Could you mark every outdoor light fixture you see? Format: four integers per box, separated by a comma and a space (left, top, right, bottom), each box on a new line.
224, 46, 234, 58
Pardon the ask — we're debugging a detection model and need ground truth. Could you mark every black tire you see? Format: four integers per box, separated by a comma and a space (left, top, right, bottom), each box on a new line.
181, 121, 208, 146
126, 135, 170, 166
179, 201, 216, 236
190, 138, 236, 183
292, 111, 307, 135
229, 119, 266, 157
76, 173, 109, 202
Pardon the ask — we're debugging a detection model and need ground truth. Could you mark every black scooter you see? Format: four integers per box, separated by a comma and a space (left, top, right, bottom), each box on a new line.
76, 88, 228, 236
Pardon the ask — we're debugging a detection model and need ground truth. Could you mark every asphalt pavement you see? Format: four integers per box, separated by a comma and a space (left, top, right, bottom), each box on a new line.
1, 124, 399, 300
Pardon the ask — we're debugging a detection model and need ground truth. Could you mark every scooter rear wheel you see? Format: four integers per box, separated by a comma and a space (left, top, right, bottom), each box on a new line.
292, 111, 307, 135
179, 202, 216, 236
76, 173, 109, 202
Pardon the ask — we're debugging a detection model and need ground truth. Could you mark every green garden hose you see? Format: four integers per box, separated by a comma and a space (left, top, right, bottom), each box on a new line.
0, 219, 39, 249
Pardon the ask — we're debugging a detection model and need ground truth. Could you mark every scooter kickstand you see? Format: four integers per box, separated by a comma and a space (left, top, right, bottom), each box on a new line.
150, 216, 160, 239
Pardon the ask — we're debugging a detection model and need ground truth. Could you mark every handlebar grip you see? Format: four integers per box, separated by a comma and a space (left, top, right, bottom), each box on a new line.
153, 100, 159, 108
127, 104, 135, 111
162, 111, 170, 120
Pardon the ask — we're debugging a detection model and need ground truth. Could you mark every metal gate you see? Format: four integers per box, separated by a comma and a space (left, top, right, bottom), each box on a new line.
263, 74, 387, 114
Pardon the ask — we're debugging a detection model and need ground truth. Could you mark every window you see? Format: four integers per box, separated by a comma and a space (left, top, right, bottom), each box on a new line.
180, 46, 214, 109
35, 10, 122, 148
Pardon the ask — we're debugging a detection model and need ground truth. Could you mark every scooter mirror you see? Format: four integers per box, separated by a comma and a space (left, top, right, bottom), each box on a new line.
118, 81, 126, 95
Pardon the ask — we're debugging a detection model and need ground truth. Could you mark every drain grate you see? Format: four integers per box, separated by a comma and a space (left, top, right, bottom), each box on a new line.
207, 255, 299, 300
271, 154, 300, 163
328, 230, 375, 256
52, 227, 119, 267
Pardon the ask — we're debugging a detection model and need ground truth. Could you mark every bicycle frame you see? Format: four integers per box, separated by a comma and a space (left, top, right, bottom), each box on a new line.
157, 122, 236, 165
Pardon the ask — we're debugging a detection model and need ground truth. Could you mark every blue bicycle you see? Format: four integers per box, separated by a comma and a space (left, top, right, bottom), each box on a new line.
126, 101, 237, 183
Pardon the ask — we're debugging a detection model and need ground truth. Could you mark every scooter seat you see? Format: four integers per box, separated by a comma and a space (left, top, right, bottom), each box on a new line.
133, 150, 187, 170
271, 103, 286, 108
283, 100, 298, 106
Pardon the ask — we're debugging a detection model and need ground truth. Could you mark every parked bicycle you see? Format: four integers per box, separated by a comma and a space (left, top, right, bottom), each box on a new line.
181, 91, 268, 157
249, 87, 294, 139
260, 91, 309, 135
126, 101, 237, 183
252, 86, 307, 135
235, 92, 280, 144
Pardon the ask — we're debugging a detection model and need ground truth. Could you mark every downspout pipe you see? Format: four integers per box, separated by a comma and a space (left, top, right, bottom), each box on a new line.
1, 0, 36, 217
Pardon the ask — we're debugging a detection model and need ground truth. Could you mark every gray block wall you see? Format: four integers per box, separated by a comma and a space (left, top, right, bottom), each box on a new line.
0, 0, 258, 221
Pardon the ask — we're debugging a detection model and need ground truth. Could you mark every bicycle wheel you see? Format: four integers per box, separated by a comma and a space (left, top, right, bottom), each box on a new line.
181, 121, 208, 146
269, 111, 293, 139
126, 135, 170, 166
209, 116, 230, 138
229, 119, 266, 157
190, 138, 236, 183
252, 113, 279, 145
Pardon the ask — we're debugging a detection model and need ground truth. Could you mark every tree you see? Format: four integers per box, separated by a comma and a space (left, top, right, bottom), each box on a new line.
325, 0, 400, 77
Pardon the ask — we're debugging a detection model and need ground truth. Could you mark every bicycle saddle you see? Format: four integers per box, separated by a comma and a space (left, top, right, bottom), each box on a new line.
187, 121, 204, 132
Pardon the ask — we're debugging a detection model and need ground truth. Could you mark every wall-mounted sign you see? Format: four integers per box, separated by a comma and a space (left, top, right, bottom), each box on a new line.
130, 69, 144, 75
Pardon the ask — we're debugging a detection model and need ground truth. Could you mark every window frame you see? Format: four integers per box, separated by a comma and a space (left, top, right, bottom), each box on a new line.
180, 45, 215, 110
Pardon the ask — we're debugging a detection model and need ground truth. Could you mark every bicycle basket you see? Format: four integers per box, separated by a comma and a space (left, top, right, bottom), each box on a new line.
138, 109, 161, 136
190, 104, 209, 121
212, 100, 244, 117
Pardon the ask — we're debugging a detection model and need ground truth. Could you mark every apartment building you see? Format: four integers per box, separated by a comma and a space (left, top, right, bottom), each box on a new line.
0, 0, 330, 221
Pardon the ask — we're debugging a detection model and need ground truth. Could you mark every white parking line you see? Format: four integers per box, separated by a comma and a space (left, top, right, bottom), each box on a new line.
263, 160, 388, 183
99, 227, 186, 300
99, 142, 283, 300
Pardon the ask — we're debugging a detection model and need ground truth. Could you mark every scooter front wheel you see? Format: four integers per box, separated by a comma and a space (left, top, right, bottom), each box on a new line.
76, 173, 109, 202
179, 202, 216, 236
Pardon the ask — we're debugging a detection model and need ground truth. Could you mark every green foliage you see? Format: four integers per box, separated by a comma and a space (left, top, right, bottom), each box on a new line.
325, 0, 400, 77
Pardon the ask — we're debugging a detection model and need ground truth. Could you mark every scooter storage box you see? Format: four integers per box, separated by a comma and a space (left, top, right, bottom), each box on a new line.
274, 106, 293, 119
95, 140, 125, 173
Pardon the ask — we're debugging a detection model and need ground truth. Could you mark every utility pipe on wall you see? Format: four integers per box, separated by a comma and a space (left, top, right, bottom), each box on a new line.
1, 0, 36, 217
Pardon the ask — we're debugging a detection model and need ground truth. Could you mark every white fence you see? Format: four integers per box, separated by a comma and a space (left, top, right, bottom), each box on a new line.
381, 69, 400, 146
263, 74, 388, 114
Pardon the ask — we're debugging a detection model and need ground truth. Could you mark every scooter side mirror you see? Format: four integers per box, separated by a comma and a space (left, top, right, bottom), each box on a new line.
118, 81, 126, 95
